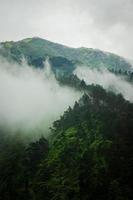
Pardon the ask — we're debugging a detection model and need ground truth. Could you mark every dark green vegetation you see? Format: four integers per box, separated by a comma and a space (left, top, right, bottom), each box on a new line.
0, 37, 132, 74
0, 80, 133, 200
0, 38, 133, 199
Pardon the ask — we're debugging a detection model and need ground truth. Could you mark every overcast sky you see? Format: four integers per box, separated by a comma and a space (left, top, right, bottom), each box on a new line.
0, 0, 133, 59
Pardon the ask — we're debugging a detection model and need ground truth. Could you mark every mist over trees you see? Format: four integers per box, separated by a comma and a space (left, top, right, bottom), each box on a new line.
0, 83, 133, 200
0, 38, 133, 200
0, 58, 81, 137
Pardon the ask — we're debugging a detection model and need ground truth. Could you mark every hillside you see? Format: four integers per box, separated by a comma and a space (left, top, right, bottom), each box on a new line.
0, 84, 133, 200
0, 37, 133, 200
0, 37, 132, 74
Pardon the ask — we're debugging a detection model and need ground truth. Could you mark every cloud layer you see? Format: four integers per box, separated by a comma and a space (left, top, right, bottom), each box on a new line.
0, 58, 81, 133
74, 66, 133, 102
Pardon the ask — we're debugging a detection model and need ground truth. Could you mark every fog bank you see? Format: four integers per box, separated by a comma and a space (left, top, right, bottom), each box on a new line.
0, 59, 81, 134
74, 66, 133, 102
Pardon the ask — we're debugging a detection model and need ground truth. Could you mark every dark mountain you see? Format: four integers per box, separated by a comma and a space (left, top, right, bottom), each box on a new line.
0, 84, 133, 200
0, 37, 133, 200
0, 37, 132, 74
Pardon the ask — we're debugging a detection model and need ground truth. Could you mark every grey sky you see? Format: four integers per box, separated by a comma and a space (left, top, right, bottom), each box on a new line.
0, 0, 133, 58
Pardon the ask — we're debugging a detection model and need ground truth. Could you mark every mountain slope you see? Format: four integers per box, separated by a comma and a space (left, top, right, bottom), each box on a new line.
0, 37, 132, 73
35, 86, 133, 200
1, 85, 133, 200
0, 37, 133, 200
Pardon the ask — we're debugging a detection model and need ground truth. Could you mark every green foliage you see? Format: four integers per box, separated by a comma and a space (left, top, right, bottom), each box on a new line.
0, 37, 132, 73
30, 86, 133, 200
0, 77, 133, 199
0, 133, 49, 200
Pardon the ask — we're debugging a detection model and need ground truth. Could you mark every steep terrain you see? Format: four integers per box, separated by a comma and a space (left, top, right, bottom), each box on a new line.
0, 85, 133, 200
0, 38, 133, 200
0, 37, 132, 74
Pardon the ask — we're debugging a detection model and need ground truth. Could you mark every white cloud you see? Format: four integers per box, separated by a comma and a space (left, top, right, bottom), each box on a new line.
74, 66, 133, 102
0, 58, 81, 134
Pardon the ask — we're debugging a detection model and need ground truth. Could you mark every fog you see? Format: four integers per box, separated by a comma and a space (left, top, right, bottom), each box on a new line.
0, 58, 81, 135
1, 58, 133, 138
74, 66, 133, 102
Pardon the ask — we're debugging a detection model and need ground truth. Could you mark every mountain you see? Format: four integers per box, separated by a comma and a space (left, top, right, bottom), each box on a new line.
41, 86, 133, 200
0, 85, 133, 200
0, 37, 132, 74
0, 37, 133, 200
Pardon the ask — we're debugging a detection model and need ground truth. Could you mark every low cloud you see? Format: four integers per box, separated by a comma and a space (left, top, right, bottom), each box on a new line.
74, 66, 133, 102
0, 58, 81, 135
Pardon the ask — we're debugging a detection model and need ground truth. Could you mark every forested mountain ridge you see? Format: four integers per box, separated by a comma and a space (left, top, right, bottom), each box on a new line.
0, 83, 133, 200
0, 37, 132, 74
0, 37, 133, 200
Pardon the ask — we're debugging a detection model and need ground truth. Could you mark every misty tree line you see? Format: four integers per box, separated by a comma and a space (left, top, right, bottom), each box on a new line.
0, 78, 133, 200
109, 68, 133, 82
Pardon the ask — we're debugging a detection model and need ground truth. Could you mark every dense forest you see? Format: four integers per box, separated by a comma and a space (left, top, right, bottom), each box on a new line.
0, 37, 132, 73
1, 0, 133, 196
0, 37, 133, 199
0, 77, 133, 200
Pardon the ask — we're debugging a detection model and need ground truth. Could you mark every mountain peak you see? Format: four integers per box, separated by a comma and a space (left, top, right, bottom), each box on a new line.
0, 37, 132, 72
